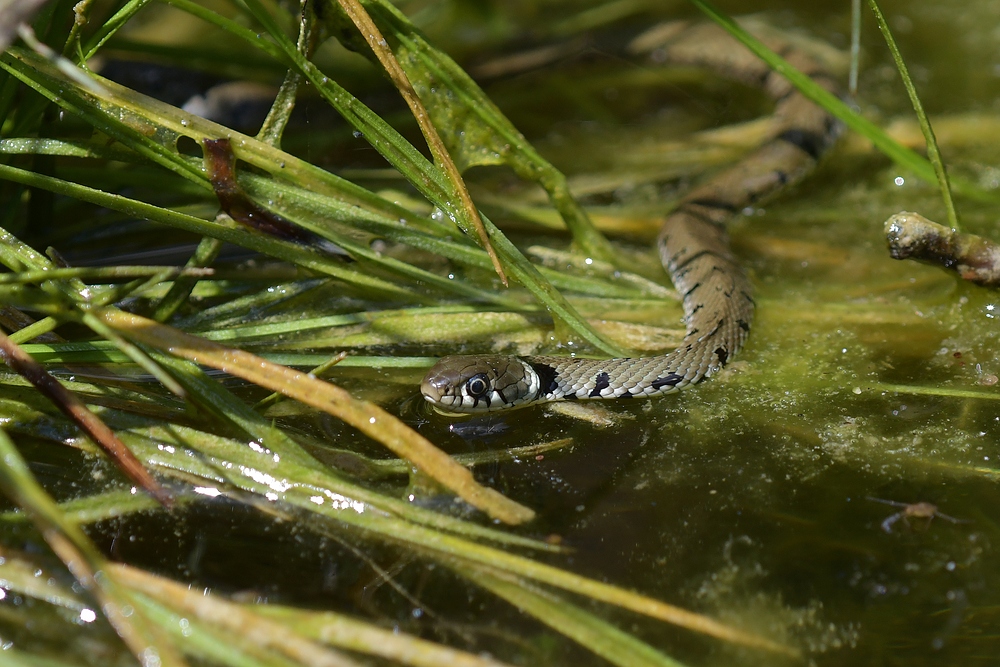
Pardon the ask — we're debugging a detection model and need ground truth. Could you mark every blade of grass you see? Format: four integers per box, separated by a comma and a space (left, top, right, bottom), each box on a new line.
115, 565, 364, 667
0, 264, 212, 284
325, 0, 618, 264
0, 545, 91, 611
332, 0, 505, 284
17, 340, 439, 368
866, 0, 958, 230
121, 564, 518, 667
255, 0, 328, 150
151, 237, 224, 322
80, 311, 188, 397
171, 278, 324, 329
0, 363, 186, 417
0, 136, 137, 158
130, 591, 315, 667
255, 605, 517, 667
869, 382, 1000, 401
238, 172, 650, 300
0, 161, 421, 300
253, 351, 347, 411
82, 0, 154, 60
1, 487, 163, 525
0, 648, 85, 667
469, 565, 688, 667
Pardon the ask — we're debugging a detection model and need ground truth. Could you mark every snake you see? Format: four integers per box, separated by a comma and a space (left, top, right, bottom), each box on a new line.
421, 21, 842, 413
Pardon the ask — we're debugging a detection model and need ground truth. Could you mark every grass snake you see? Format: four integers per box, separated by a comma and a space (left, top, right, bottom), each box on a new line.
421, 21, 842, 413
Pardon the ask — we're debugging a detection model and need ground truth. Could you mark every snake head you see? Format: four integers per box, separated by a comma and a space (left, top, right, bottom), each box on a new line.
420, 355, 540, 413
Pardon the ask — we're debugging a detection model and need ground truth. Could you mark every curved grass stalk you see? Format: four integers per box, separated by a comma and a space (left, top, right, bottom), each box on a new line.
322, 0, 618, 264
332, 0, 506, 284
865, 0, 958, 230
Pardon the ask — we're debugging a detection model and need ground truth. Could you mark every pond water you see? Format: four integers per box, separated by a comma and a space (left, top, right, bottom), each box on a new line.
5, 1, 1000, 666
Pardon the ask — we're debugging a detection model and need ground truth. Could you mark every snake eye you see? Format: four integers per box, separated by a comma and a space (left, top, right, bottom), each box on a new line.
465, 373, 490, 398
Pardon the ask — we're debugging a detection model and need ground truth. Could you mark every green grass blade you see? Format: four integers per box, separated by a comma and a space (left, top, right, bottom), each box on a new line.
83, 0, 155, 60
0, 162, 420, 299
866, 0, 958, 229
470, 566, 688, 667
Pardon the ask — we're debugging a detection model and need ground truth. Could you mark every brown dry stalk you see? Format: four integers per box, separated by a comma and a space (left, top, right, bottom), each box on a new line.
0, 329, 172, 506
334, 0, 507, 285
98, 309, 535, 525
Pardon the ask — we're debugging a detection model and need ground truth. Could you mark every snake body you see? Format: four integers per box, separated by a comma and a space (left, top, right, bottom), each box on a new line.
421, 22, 842, 413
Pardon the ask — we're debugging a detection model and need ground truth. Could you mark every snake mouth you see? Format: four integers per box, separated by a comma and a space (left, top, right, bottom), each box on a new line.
420, 391, 485, 415
419, 378, 475, 415
419, 387, 488, 416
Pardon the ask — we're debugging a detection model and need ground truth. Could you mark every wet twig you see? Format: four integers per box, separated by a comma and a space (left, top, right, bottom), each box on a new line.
885, 211, 1000, 286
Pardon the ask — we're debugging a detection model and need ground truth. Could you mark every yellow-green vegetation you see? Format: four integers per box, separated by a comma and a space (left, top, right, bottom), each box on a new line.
0, 1, 999, 666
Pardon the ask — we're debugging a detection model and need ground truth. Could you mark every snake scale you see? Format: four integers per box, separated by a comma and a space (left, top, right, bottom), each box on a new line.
421, 21, 842, 413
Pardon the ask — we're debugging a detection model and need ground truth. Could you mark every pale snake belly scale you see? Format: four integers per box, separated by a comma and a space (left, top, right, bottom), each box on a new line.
421, 21, 842, 414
